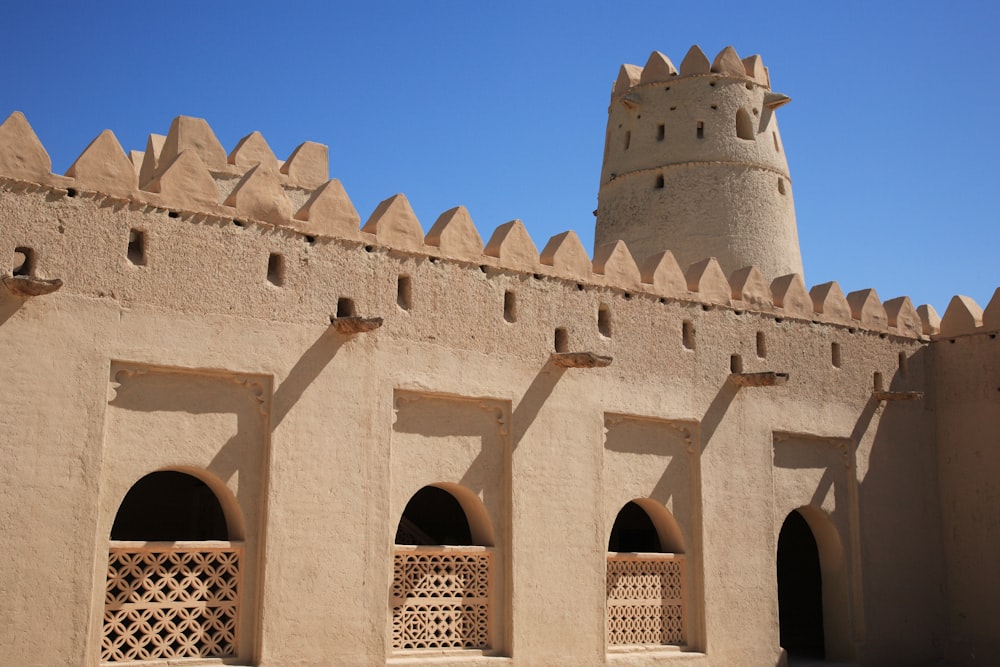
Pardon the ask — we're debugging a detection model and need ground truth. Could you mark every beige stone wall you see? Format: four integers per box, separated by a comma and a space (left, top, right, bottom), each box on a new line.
0, 173, 958, 665
934, 327, 1000, 665
595, 47, 802, 281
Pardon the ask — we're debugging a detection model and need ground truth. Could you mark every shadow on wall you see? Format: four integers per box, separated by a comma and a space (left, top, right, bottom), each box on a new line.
856, 345, 947, 664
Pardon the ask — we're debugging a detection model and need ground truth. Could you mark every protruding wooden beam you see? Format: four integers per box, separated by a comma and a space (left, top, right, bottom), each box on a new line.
730, 371, 788, 387
330, 316, 383, 335
550, 352, 613, 369
2, 275, 62, 297
874, 390, 923, 402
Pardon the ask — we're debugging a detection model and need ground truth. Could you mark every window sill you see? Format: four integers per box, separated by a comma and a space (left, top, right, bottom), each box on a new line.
389, 649, 511, 665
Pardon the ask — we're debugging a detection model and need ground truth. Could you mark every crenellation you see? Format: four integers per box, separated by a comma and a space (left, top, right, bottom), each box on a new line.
846, 288, 888, 330
684, 257, 731, 305
710, 45, 746, 77
729, 265, 773, 309
938, 294, 983, 337
424, 205, 483, 260
64, 129, 137, 199
540, 230, 592, 280
592, 240, 642, 290
361, 193, 425, 253
770, 273, 812, 318
484, 219, 540, 272
3, 52, 998, 663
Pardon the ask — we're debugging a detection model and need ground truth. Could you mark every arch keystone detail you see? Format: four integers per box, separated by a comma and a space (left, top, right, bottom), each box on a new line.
540, 231, 591, 280
0, 111, 52, 181
65, 130, 137, 198
425, 206, 484, 260
362, 194, 425, 253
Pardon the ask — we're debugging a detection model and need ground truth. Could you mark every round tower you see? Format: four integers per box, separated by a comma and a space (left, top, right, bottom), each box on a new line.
594, 45, 803, 281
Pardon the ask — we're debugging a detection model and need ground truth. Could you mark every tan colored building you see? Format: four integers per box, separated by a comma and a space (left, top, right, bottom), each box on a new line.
0, 45, 997, 667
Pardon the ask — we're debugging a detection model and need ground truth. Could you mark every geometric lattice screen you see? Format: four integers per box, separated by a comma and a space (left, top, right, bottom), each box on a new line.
391, 548, 492, 650
606, 554, 685, 646
101, 544, 241, 663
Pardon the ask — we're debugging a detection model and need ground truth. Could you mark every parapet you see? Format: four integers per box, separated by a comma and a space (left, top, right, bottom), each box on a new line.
612, 45, 773, 101
0, 110, 985, 341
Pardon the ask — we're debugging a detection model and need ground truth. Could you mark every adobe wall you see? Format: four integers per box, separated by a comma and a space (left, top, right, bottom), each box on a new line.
933, 317, 1000, 665
0, 152, 952, 666
595, 47, 802, 280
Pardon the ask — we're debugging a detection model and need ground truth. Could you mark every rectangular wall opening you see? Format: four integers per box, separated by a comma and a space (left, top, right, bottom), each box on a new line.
682, 321, 695, 350
730, 354, 743, 373
831, 342, 842, 368
267, 253, 283, 286
397, 275, 412, 310
12, 246, 34, 277
598, 304, 612, 337
696, 121, 704, 139
503, 290, 516, 323
657, 124, 665, 141
898, 351, 908, 375
127, 229, 146, 266
554, 327, 568, 353
624, 130, 631, 150
336, 297, 356, 318
756, 331, 767, 358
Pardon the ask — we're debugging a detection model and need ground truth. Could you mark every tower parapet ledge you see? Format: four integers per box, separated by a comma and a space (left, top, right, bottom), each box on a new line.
595, 45, 803, 282
0, 109, 992, 341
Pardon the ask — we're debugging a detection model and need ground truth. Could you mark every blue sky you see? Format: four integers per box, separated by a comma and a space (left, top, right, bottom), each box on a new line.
3, 1, 997, 314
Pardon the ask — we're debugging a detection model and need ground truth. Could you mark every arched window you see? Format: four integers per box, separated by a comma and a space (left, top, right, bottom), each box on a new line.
101, 471, 242, 664
607, 500, 687, 647
392, 484, 494, 651
736, 107, 755, 140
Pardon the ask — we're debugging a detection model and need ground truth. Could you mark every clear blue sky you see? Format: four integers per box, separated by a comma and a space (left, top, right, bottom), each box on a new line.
3, 1, 997, 314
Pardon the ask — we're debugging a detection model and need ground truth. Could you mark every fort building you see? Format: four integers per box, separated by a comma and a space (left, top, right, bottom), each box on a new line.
0, 45, 998, 667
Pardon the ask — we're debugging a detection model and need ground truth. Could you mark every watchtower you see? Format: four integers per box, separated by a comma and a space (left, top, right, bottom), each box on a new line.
594, 45, 803, 281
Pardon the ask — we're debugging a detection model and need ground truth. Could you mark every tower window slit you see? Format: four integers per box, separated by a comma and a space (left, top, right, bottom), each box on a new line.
756, 331, 767, 358
831, 342, 842, 368
696, 121, 704, 139
503, 290, 516, 323
397, 275, 412, 310
624, 130, 631, 150
598, 304, 612, 337
657, 124, 665, 141
730, 354, 743, 373
554, 327, 568, 353
682, 321, 695, 350
127, 229, 146, 266
336, 297, 356, 318
655, 174, 664, 189
267, 253, 283, 286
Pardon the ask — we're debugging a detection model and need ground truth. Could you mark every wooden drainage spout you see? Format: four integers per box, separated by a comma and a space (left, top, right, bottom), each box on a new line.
330, 316, 383, 335
729, 371, 789, 387
874, 390, 923, 402
2, 275, 63, 297
550, 352, 613, 369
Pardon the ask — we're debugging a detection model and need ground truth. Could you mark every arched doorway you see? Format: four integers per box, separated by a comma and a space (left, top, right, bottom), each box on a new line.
392, 484, 494, 652
102, 470, 243, 664
777, 509, 825, 659
606, 499, 687, 647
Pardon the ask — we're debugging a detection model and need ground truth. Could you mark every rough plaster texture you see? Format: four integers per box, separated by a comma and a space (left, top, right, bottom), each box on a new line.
0, 44, 997, 667
595, 47, 802, 281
